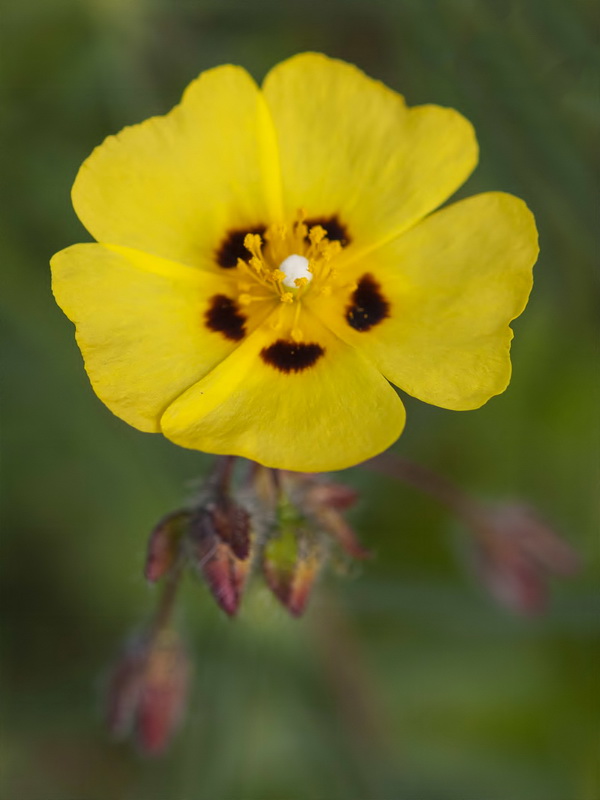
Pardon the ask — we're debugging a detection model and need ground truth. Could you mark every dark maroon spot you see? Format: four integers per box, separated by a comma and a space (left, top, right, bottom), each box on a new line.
305, 215, 351, 247
346, 274, 390, 332
216, 225, 266, 268
205, 295, 246, 341
260, 340, 325, 373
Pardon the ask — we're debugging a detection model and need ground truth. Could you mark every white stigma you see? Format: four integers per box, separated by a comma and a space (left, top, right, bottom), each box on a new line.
279, 254, 312, 288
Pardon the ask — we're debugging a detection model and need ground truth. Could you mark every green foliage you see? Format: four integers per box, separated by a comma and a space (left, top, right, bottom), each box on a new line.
1, 1, 597, 798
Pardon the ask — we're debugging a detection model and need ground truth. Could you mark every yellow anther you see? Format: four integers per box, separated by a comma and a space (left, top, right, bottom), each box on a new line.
291, 327, 304, 341
244, 232, 263, 254
309, 225, 326, 245
294, 276, 309, 289
271, 269, 286, 283
280, 292, 294, 303
322, 240, 342, 260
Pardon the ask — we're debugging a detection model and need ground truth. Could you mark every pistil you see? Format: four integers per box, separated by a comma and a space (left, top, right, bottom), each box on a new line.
279, 254, 312, 289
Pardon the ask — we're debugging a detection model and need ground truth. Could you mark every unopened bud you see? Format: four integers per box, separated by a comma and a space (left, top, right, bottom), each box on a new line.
471, 502, 580, 615
145, 510, 190, 582
263, 526, 324, 617
106, 630, 190, 756
135, 630, 190, 756
199, 495, 251, 560
189, 507, 253, 616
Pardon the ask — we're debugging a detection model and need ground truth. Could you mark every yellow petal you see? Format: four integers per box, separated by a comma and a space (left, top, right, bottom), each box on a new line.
262, 52, 477, 254
50, 243, 258, 431
160, 311, 405, 471
72, 66, 282, 268
310, 192, 538, 410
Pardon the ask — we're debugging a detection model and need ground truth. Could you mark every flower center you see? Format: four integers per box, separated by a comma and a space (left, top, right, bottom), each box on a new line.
234, 214, 343, 306
279, 254, 312, 289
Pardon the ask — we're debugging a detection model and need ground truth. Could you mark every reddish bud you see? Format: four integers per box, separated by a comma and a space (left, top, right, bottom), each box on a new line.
476, 551, 546, 615
189, 507, 253, 616
200, 541, 242, 616
471, 503, 581, 615
145, 510, 190, 582
200, 496, 251, 560
106, 630, 190, 756
135, 630, 190, 756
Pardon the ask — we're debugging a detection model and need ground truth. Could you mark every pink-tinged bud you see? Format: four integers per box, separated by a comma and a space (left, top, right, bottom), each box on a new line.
144, 510, 190, 582
476, 551, 546, 615
135, 630, 190, 756
472, 503, 581, 615
263, 527, 323, 617
189, 509, 253, 616
106, 630, 190, 756
200, 541, 241, 616
199, 496, 251, 560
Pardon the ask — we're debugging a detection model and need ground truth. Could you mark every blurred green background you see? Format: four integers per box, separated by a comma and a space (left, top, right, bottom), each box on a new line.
1, 0, 598, 798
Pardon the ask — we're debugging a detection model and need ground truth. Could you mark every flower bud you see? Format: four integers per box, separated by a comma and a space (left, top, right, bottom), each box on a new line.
144, 510, 190, 582
200, 495, 251, 560
262, 526, 324, 617
135, 630, 190, 756
106, 629, 190, 756
471, 502, 580, 615
188, 505, 253, 616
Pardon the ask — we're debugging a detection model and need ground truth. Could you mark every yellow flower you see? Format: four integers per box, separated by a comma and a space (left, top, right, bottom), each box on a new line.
51, 53, 538, 472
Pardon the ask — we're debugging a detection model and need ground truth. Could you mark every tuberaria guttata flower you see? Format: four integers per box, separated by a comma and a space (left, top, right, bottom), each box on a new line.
51, 53, 538, 471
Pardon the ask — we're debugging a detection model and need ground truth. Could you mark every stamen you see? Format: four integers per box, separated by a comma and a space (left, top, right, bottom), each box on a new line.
228, 214, 350, 318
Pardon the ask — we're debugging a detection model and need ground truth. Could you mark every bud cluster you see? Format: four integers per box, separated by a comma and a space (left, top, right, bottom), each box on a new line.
105, 455, 580, 756
106, 458, 368, 755
144, 460, 368, 619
